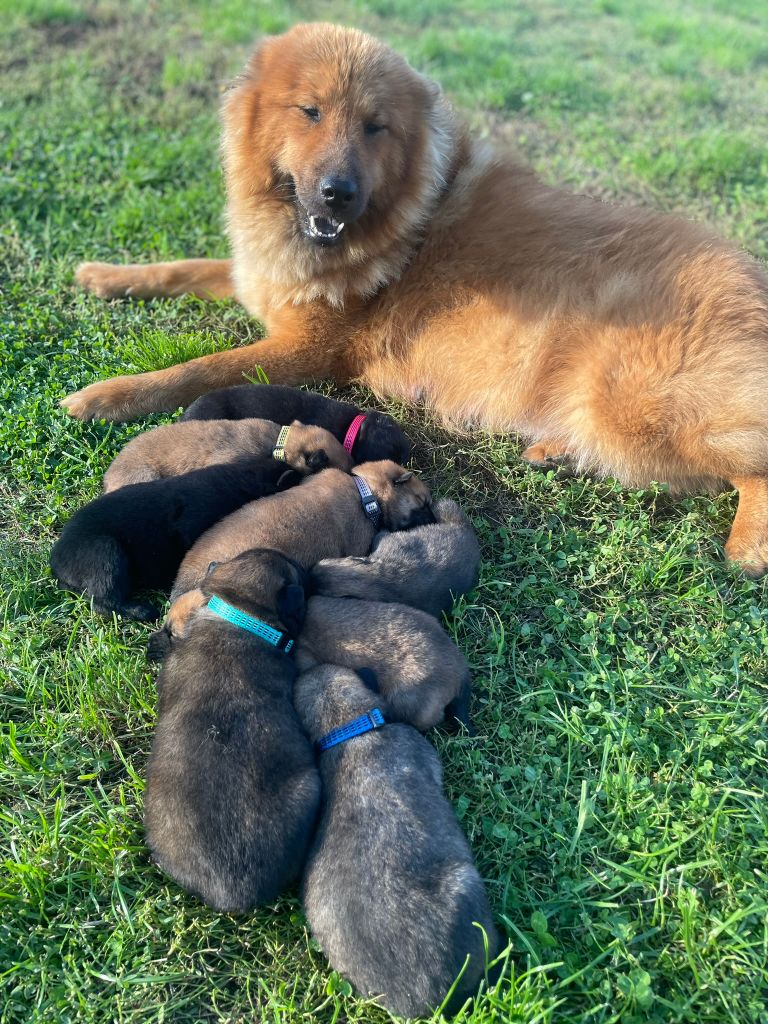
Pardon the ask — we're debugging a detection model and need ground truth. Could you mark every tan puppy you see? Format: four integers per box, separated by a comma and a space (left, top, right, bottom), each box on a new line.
170, 461, 433, 600
103, 417, 351, 492
65, 23, 768, 575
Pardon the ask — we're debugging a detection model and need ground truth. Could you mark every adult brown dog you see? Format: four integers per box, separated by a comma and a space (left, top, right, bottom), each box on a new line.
63, 23, 768, 574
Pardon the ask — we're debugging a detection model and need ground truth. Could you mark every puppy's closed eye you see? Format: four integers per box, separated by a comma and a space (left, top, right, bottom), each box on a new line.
307, 450, 329, 472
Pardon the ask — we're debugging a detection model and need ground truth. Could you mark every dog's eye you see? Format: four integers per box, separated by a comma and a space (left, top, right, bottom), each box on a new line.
299, 106, 321, 122
364, 122, 386, 136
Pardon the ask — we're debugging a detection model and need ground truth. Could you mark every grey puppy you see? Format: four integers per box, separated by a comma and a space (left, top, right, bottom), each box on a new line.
295, 595, 472, 732
294, 664, 500, 1019
144, 548, 320, 913
310, 497, 481, 617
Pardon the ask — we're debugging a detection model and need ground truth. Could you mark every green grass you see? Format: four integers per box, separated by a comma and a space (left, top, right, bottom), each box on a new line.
2, 1, 768, 1021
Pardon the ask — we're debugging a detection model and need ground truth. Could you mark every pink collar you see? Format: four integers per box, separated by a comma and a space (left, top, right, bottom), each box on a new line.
343, 413, 366, 454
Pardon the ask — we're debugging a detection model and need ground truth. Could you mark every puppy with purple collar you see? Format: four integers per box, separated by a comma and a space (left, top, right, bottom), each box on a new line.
144, 548, 320, 913
294, 664, 500, 1018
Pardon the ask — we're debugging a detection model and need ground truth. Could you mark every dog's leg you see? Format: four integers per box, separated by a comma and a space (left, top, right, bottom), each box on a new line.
724, 476, 768, 577
75, 259, 235, 300
444, 676, 474, 735
521, 438, 572, 469
61, 336, 350, 421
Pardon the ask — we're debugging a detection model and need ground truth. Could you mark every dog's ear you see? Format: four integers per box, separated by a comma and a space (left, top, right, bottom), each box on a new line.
393, 470, 414, 485
147, 627, 172, 664
276, 583, 307, 636
356, 667, 380, 693
277, 468, 301, 491
307, 449, 329, 472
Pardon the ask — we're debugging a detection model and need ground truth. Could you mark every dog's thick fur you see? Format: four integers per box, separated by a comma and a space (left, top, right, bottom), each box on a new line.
310, 497, 480, 617
103, 416, 351, 492
294, 665, 499, 1017
63, 23, 768, 574
50, 458, 299, 621
295, 596, 471, 731
144, 549, 319, 912
170, 461, 434, 600
182, 384, 411, 464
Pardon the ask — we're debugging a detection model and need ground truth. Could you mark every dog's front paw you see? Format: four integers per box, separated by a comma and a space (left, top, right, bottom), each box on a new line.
75, 261, 134, 299
60, 376, 144, 421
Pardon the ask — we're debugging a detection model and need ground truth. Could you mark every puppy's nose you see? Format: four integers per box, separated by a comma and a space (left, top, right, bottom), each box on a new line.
320, 176, 358, 211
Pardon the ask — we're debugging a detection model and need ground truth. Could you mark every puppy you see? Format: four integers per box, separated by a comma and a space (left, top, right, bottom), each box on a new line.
171, 461, 434, 600
50, 458, 298, 621
181, 384, 411, 464
144, 548, 320, 913
294, 596, 471, 732
311, 497, 481, 618
103, 417, 352, 491
295, 664, 499, 1018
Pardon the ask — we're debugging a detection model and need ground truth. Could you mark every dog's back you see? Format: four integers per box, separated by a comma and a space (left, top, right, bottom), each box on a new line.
296, 667, 498, 1017
311, 497, 480, 617
145, 621, 320, 912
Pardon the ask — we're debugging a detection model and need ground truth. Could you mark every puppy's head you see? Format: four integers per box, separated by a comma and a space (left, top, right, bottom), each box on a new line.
282, 420, 353, 474
293, 664, 384, 741
147, 588, 207, 662
353, 410, 412, 464
203, 548, 309, 638
354, 460, 435, 531
222, 23, 449, 257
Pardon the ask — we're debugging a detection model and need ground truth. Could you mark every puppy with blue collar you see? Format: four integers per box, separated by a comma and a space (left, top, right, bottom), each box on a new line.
294, 664, 500, 1018
144, 547, 320, 913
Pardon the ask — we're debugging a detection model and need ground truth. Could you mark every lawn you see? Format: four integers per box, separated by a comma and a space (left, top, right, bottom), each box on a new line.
2, 0, 768, 1021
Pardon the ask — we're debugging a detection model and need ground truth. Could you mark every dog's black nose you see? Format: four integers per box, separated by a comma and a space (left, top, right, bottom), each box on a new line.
320, 177, 357, 211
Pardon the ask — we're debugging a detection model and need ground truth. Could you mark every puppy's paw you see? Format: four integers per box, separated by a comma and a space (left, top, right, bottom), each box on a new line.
75, 262, 136, 299
60, 376, 144, 421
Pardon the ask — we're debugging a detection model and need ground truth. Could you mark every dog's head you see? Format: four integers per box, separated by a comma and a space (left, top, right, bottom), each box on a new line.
353, 410, 412, 465
354, 460, 435, 531
222, 23, 452, 263
147, 549, 308, 662
281, 420, 353, 475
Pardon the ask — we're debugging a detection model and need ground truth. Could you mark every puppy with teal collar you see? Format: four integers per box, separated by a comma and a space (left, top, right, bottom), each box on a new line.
294, 664, 500, 1018
144, 548, 320, 913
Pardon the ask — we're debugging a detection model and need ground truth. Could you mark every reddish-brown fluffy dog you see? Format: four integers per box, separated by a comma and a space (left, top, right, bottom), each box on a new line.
63, 23, 768, 574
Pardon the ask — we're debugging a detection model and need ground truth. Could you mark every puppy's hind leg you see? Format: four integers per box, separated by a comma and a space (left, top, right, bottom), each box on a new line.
444, 676, 474, 735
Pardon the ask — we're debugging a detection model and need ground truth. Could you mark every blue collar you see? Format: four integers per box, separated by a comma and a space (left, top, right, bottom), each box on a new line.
353, 474, 381, 529
207, 595, 294, 652
317, 708, 386, 751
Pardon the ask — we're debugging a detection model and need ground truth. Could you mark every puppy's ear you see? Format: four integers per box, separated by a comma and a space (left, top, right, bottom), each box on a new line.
356, 667, 380, 693
276, 583, 307, 636
147, 627, 172, 664
307, 449, 329, 472
393, 470, 414, 485
277, 468, 301, 491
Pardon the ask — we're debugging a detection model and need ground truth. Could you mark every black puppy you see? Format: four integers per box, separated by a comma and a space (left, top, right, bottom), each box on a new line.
144, 549, 320, 913
181, 384, 411, 464
50, 458, 298, 621
295, 665, 500, 1018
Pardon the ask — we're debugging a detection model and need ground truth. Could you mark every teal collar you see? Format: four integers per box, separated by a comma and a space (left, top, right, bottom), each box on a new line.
207, 595, 294, 652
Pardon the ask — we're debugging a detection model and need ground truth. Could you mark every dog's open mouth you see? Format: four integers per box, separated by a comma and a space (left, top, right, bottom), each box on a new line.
308, 215, 345, 241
